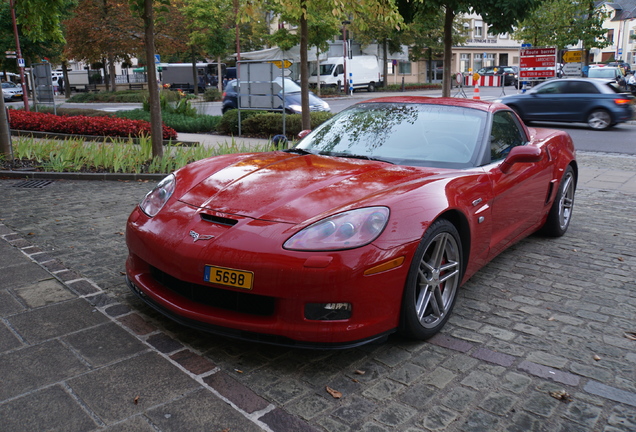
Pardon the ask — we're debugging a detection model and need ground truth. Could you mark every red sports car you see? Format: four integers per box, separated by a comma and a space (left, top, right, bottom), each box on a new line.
125, 97, 577, 349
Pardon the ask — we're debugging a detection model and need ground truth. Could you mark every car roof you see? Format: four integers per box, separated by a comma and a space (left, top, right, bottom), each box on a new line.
357, 96, 506, 113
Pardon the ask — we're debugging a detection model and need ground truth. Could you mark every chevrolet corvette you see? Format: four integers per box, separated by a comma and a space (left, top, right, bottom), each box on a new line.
125, 97, 577, 349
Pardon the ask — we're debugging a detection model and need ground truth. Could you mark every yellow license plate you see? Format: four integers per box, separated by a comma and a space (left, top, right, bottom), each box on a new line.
204, 265, 254, 290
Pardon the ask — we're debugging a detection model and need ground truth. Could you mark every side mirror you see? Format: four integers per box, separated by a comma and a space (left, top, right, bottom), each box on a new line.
500, 145, 542, 173
333, 71, 338, 77
298, 129, 311, 139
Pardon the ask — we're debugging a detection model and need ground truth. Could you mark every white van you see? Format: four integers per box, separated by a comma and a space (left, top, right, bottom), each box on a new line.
310, 55, 382, 92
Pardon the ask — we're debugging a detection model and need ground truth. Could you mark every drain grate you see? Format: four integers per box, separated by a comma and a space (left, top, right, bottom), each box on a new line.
12, 179, 55, 189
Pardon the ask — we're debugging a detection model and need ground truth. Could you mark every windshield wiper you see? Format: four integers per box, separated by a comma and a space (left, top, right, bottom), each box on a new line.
284, 148, 314, 155
321, 151, 395, 165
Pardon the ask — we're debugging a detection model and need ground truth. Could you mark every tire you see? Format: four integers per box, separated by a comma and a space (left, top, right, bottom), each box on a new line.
587, 109, 612, 130
400, 219, 463, 340
541, 166, 576, 237
368, 82, 376, 92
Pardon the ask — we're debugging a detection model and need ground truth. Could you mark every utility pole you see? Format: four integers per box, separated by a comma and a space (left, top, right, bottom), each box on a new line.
0, 96, 12, 158
9, 0, 30, 111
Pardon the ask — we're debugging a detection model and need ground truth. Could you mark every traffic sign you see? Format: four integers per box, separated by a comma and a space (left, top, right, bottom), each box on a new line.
269, 60, 292, 69
563, 51, 583, 63
520, 56, 556, 68
17, 58, 25, 68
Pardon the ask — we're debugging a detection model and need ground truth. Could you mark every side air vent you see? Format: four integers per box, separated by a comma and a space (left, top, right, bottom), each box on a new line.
200, 213, 238, 226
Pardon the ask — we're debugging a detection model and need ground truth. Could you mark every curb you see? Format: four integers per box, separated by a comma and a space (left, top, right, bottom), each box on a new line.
10, 130, 199, 147
0, 170, 166, 182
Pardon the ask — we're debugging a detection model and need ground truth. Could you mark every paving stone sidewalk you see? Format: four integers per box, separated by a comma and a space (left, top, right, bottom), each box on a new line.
0, 151, 635, 431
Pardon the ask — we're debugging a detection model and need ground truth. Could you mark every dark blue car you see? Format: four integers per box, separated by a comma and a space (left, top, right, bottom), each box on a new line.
222, 77, 330, 114
497, 78, 635, 130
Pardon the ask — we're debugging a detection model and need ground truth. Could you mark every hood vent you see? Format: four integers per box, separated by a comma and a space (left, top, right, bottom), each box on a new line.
201, 213, 238, 226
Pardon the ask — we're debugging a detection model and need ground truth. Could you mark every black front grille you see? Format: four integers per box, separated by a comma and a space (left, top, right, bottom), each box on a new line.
150, 267, 275, 316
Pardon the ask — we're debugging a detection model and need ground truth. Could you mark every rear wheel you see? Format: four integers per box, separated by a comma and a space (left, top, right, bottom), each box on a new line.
541, 166, 576, 237
400, 219, 463, 340
587, 109, 612, 130
368, 82, 376, 92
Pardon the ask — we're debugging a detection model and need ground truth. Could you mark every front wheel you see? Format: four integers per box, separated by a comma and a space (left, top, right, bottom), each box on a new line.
400, 219, 463, 340
587, 109, 612, 130
541, 166, 576, 237
368, 82, 376, 92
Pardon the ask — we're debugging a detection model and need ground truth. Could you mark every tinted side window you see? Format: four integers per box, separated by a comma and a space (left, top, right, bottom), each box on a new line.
490, 111, 527, 161
335, 64, 344, 75
565, 81, 599, 94
536, 82, 565, 94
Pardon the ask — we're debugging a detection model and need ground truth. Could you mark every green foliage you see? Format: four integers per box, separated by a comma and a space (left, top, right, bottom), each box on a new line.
7, 135, 277, 174
241, 111, 334, 138
115, 108, 221, 133
512, 0, 610, 50
66, 90, 148, 103
217, 109, 268, 135
203, 87, 222, 101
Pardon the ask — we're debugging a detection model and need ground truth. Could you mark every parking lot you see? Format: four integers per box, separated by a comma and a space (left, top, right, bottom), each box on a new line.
1, 151, 635, 431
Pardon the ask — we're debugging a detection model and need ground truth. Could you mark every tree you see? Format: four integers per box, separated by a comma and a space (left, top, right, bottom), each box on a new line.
64, 0, 143, 91
246, 0, 402, 130
1, 0, 71, 156
182, 0, 234, 91
406, 0, 544, 97
129, 0, 166, 158
512, 0, 610, 53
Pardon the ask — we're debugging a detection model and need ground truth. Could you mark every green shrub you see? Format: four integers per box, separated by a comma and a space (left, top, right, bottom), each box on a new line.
203, 87, 222, 101
217, 109, 268, 135
66, 90, 148, 103
241, 111, 334, 138
114, 108, 220, 133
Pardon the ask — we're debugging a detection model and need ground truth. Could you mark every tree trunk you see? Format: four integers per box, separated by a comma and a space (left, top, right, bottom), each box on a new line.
62, 60, 71, 99
192, 50, 199, 96
299, 2, 310, 130
383, 39, 388, 88
442, 7, 454, 97
108, 55, 117, 91
143, 0, 163, 158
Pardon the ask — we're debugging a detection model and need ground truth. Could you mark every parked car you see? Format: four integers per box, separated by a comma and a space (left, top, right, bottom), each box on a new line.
587, 65, 626, 89
2, 81, 22, 102
222, 77, 330, 114
476, 66, 519, 87
126, 96, 577, 348
497, 78, 635, 130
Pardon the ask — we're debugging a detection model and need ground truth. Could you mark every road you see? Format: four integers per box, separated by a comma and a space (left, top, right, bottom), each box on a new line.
8, 85, 636, 154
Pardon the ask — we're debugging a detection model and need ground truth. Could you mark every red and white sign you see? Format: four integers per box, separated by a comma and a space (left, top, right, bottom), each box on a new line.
464, 75, 502, 87
519, 70, 556, 78
520, 47, 557, 57
519, 46, 557, 80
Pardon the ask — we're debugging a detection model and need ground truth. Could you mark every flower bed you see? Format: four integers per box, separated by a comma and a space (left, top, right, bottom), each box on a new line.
7, 110, 178, 140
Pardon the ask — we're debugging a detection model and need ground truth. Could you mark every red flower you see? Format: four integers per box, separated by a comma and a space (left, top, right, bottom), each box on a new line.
7, 110, 178, 140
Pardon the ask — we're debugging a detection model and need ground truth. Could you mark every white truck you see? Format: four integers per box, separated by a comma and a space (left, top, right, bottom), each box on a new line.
309, 55, 382, 92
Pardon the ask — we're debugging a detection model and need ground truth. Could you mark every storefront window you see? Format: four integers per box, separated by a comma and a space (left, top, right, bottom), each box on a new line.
474, 54, 483, 71
484, 54, 495, 68
398, 61, 411, 74
460, 54, 471, 73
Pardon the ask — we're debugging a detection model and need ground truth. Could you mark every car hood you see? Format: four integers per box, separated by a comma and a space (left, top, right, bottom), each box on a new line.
178, 153, 448, 224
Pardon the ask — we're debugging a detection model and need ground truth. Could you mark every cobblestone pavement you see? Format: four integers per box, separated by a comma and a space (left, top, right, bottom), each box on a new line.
1, 151, 635, 431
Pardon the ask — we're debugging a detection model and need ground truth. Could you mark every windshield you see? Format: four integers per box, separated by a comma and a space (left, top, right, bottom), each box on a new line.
318, 64, 335, 76
273, 77, 302, 93
2, 82, 18, 88
296, 103, 487, 168
588, 68, 620, 79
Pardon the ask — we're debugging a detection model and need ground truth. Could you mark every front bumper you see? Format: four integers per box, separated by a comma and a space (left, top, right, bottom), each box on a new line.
125, 205, 416, 348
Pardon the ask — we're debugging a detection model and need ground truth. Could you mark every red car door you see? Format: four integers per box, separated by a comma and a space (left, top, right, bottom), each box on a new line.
484, 111, 552, 258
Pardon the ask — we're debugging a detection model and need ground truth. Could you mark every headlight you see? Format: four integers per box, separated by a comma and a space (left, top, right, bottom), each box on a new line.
288, 104, 302, 113
139, 174, 176, 217
322, 101, 330, 110
284, 207, 389, 251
